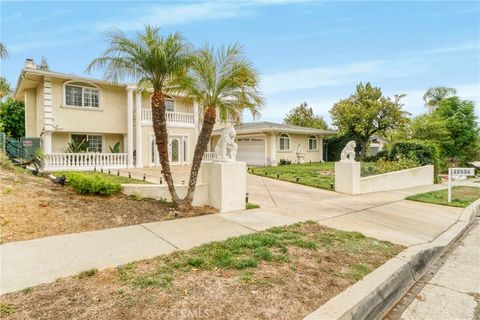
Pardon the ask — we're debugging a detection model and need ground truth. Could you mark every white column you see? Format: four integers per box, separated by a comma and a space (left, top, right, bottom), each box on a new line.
270, 133, 277, 165
135, 92, 143, 168
126, 88, 134, 168
43, 131, 52, 153
193, 100, 199, 141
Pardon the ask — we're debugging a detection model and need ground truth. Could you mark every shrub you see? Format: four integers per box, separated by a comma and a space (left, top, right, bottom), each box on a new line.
361, 162, 378, 177
278, 158, 292, 166
390, 141, 439, 166
375, 155, 420, 174
65, 172, 121, 196
0, 152, 15, 170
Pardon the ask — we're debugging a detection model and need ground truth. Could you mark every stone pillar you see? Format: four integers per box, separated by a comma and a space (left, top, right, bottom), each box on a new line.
334, 161, 361, 195
202, 161, 246, 212
135, 92, 143, 168
126, 87, 134, 168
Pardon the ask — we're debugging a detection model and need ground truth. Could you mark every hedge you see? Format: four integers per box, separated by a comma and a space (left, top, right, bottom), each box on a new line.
63, 172, 121, 196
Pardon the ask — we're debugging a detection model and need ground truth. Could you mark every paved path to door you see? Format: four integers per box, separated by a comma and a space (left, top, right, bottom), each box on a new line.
1, 176, 476, 294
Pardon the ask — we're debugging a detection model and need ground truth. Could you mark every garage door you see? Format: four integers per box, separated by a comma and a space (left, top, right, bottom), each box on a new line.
236, 137, 265, 166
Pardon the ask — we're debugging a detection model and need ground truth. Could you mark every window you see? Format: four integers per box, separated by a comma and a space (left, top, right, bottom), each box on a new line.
279, 133, 290, 151
65, 82, 100, 108
165, 99, 175, 112
71, 134, 103, 152
308, 136, 318, 150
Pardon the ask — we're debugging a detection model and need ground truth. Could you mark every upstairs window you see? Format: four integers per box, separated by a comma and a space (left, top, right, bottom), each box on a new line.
279, 133, 290, 151
65, 82, 100, 108
165, 98, 175, 112
308, 136, 318, 150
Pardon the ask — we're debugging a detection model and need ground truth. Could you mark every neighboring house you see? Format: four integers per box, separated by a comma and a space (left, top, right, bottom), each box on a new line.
211, 122, 336, 166
13, 59, 335, 170
369, 135, 388, 156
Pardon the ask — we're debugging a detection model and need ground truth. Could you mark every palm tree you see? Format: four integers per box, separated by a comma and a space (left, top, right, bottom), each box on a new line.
423, 86, 456, 111
0, 42, 8, 59
0, 77, 12, 99
87, 25, 192, 205
177, 44, 264, 210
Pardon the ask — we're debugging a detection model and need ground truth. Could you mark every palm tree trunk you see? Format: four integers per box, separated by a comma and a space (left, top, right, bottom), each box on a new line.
151, 90, 180, 203
178, 106, 216, 211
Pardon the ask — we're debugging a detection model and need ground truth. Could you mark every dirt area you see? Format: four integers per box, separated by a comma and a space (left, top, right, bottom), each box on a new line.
0, 223, 403, 319
0, 168, 215, 243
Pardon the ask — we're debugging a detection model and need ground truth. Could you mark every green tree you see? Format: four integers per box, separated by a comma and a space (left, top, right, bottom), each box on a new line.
433, 97, 479, 161
423, 86, 456, 111
0, 97, 25, 138
410, 113, 450, 147
88, 26, 192, 208
330, 82, 408, 160
38, 56, 50, 71
284, 102, 328, 129
178, 44, 263, 210
0, 42, 8, 59
0, 77, 12, 100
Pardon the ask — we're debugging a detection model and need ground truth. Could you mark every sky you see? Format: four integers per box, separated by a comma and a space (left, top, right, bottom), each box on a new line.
1, 0, 479, 124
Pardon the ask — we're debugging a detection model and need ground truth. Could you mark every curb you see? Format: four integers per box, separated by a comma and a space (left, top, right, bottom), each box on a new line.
304, 198, 480, 320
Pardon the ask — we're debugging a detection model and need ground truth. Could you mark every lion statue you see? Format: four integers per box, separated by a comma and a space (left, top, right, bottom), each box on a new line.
340, 141, 356, 162
214, 127, 238, 162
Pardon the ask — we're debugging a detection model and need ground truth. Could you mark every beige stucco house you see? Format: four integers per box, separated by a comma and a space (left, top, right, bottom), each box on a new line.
14, 59, 335, 170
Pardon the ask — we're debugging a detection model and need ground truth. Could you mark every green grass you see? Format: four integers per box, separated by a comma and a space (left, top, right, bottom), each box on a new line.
406, 186, 480, 208
249, 162, 335, 190
55, 171, 147, 185
116, 222, 402, 289
77, 268, 98, 279
246, 202, 260, 210
0, 303, 15, 316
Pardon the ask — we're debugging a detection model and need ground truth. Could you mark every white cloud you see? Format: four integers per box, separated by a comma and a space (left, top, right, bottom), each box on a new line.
261, 60, 386, 94
94, 1, 303, 31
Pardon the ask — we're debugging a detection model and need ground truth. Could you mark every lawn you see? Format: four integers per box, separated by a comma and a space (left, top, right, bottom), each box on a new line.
249, 162, 336, 190
406, 186, 480, 208
249, 162, 377, 190
0, 222, 403, 320
0, 166, 215, 243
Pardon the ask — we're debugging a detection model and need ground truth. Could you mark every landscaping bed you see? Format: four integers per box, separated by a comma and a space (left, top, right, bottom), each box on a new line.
0, 167, 215, 243
406, 186, 480, 208
0, 222, 403, 319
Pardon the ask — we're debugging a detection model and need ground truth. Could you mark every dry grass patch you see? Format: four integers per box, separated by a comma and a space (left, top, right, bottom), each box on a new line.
0, 168, 215, 243
0, 222, 403, 320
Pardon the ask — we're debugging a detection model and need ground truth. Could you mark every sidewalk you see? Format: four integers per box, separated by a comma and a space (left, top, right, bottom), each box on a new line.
400, 220, 480, 320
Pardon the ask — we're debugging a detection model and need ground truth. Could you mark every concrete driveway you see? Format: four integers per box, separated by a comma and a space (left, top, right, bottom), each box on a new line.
244, 174, 465, 247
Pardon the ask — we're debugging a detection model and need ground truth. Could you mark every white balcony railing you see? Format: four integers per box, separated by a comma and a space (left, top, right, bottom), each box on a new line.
141, 109, 194, 125
44, 153, 128, 171
202, 152, 214, 162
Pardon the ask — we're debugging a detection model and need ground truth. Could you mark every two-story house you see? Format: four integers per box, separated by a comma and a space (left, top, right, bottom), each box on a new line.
14, 59, 336, 171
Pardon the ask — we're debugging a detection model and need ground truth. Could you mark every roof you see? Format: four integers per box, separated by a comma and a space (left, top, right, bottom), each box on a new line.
213, 121, 337, 135
14, 67, 129, 100
13, 66, 187, 100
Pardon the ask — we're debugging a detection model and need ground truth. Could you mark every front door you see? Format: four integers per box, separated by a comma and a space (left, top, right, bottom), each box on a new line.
168, 137, 181, 165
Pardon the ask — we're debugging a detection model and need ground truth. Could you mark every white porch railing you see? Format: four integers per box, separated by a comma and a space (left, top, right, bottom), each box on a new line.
44, 153, 128, 171
202, 152, 214, 162
141, 109, 194, 125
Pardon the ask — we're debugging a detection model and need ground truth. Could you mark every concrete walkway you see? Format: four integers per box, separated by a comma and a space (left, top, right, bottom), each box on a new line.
0, 176, 475, 294
400, 221, 480, 320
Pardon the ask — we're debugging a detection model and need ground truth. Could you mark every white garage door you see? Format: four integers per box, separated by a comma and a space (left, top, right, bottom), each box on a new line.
236, 137, 265, 166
